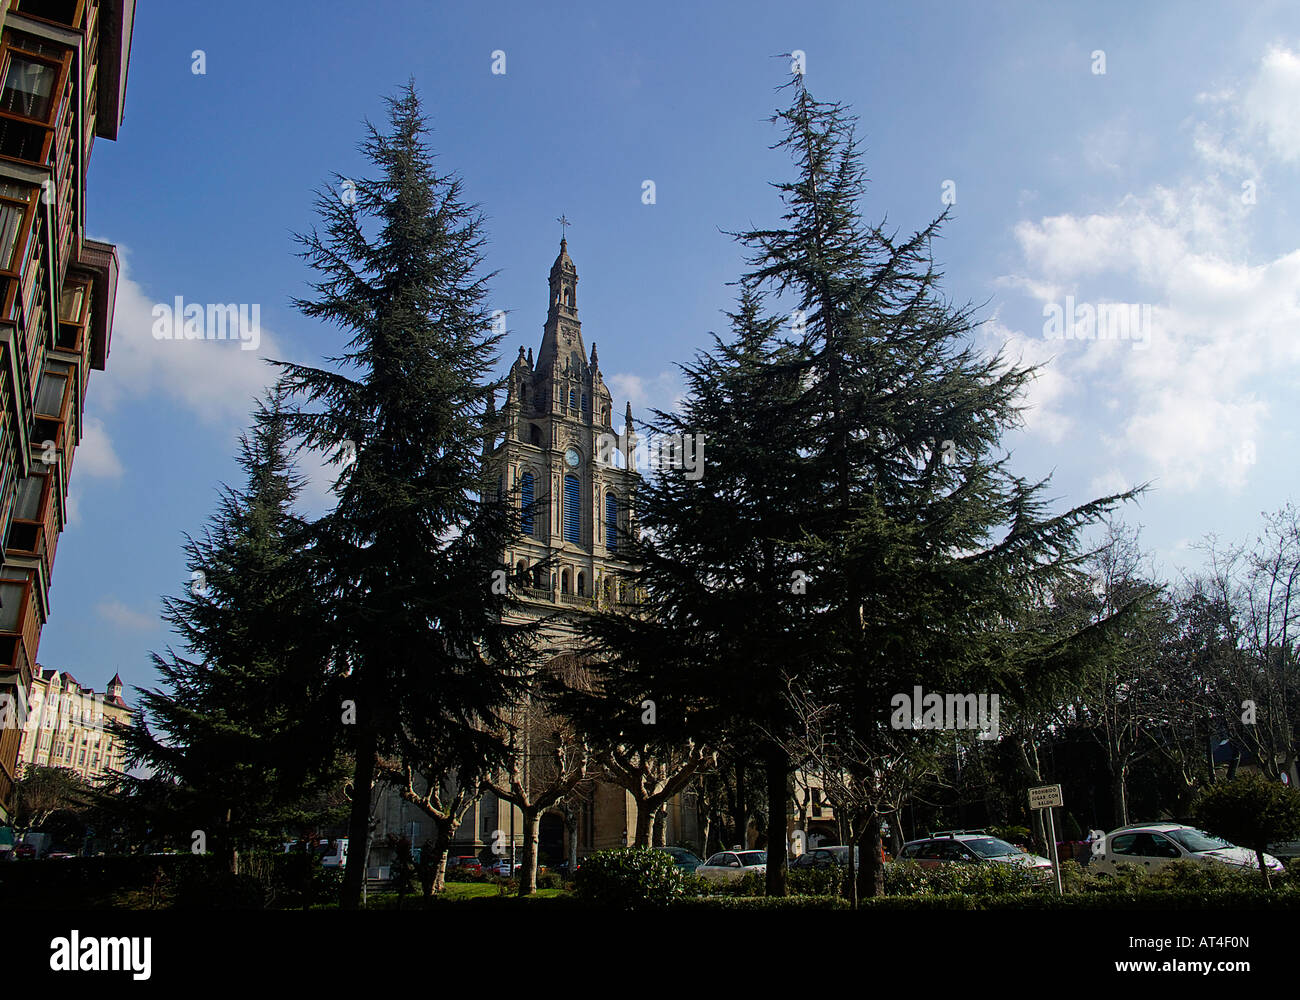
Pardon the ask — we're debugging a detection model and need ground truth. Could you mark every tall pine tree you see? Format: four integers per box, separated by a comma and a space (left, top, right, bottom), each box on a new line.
275, 83, 536, 909
117, 390, 343, 871
732, 77, 1141, 896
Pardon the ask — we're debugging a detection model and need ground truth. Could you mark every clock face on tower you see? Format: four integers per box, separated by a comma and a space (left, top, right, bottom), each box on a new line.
564, 448, 580, 468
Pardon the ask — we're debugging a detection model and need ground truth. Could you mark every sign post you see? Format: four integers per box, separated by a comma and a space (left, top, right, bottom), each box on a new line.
1028, 783, 1064, 896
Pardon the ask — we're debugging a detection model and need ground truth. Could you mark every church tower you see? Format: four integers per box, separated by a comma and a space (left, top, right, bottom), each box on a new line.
489, 238, 639, 630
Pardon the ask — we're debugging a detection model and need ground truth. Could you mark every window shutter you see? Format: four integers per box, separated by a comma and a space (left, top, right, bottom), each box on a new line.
563, 475, 580, 543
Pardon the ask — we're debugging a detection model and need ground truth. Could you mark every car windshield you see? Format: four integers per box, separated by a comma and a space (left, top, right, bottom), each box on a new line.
1166, 828, 1233, 853
963, 837, 1022, 858
738, 851, 767, 866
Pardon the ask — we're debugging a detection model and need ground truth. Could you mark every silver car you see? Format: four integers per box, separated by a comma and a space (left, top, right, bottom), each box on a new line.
695, 850, 767, 883
1091, 823, 1284, 875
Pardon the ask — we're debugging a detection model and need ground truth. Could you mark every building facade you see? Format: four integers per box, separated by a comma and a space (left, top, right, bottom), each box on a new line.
370, 239, 704, 870
16, 667, 131, 782
0, 0, 134, 822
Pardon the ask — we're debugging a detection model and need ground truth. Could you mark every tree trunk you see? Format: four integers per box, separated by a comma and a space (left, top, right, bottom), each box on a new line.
424, 822, 453, 897
855, 814, 885, 900
764, 745, 789, 897
340, 720, 376, 910
652, 804, 667, 847
733, 763, 747, 848
567, 813, 580, 877
633, 800, 654, 848
1255, 843, 1272, 889
517, 808, 542, 896
843, 813, 859, 910
1110, 765, 1129, 828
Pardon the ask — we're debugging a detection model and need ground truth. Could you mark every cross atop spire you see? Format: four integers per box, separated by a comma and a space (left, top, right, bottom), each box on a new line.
556, 214, 571, 242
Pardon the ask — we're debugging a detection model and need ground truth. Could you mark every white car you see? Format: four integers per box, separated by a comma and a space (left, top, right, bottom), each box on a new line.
1090, 823, 1284, 876
695, 850, 767, 883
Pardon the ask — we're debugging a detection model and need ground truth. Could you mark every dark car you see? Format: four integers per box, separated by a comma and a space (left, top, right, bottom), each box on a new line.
654, 846, 704, 873
790, 845, 860, 869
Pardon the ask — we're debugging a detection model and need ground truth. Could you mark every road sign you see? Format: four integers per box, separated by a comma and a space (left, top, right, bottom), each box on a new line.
1028, 784, 1063, 810
1027, 784, 1064, 896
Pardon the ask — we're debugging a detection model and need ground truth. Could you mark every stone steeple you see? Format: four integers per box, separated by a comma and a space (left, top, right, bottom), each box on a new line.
536, 238, 585, 379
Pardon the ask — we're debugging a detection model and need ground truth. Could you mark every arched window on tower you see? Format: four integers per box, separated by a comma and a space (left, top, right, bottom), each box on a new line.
561, 568, 571, 594
520, 471, 536, 536
577, 571, 586, 596
605, 492, 619, 553
569, 387, 578, 412
563, 474, 581, 544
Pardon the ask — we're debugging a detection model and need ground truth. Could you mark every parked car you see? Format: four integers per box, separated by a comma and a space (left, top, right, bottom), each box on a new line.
695, 850, 767, 883
655, 846, 703, 873
12, 843, 36, 860
1090, 823, 1284, 876
790, 845, 860, 870
319, 839, 348, 868
898, 830, 1052, 873
1267, 840, 1300, 859
486, 858, 517, 876
447, 855, 482, 873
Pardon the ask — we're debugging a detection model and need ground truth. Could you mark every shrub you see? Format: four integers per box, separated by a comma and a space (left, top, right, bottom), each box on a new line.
672, 894, 850, 911
1194, 774, 1300, 881
882, 859, 1036, 897
574, 847, 691, 909
536, 870, 564, 890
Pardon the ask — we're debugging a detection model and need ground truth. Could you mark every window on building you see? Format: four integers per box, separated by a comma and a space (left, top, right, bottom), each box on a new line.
13, 474, 44, 520
520, 470, 535, 536
58, 282, 85, 323
0, 579, 27, 631
576, 571, 586, 597
0, 54, 57, 122
568, 387, 578, 411
605, 492, 619, 552
0, 197, 26, 271
560, 569, 570, 595
563, 474, 580, 543
34, 360, 70, 417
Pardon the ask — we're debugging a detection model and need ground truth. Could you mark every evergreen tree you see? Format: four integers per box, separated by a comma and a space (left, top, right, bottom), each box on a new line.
275, 83, 536, 908
572, 284, 812, 892
117, 390, 343, 871
731, 77, 1141, 896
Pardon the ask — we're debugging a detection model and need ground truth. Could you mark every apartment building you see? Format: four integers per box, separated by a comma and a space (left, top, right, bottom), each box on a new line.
16, 666, 130, 781
0, 0, 134, 822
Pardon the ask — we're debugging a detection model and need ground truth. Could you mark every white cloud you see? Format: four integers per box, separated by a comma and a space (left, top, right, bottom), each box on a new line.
75, 417, 123, 480
606, 370, 684, 421
1244, 44, 1300, 163
95, 598, 156, 631
995, 45, 1300, 493
95, 250, 283, 425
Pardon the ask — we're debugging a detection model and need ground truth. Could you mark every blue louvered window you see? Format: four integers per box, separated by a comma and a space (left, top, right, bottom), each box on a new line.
563, 474, 581, 544
569, 387, 578, 411
605, 492, 619, 553
520, 471, 535, 536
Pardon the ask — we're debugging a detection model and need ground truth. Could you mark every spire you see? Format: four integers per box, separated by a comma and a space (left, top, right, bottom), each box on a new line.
622, 400, 636, 464
590, 342, 599, 370
537, 235, 585, 378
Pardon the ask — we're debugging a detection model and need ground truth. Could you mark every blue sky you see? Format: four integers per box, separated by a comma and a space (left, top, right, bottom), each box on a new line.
47, 0, 1300, 698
